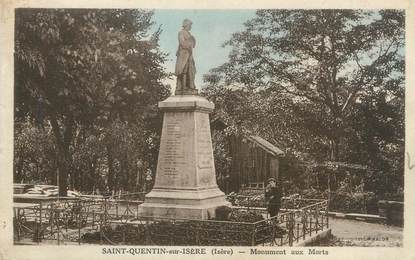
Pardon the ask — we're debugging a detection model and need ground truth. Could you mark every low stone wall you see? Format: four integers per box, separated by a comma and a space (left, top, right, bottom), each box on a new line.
378, 200, 403, 226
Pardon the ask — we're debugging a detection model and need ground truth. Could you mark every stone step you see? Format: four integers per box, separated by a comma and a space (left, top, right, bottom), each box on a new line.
344, 213, 386, 222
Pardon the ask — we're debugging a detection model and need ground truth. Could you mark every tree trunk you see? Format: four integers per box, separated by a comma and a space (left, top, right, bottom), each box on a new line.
57, 148, 69, 197
329, 134, 340, 162
50, 115, 74, 197
107, 147, 115, 192
88, 159, 97, 192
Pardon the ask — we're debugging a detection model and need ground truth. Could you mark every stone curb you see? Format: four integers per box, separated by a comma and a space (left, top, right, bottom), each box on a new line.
293, 229, 332, 247
327, 211, 386, 223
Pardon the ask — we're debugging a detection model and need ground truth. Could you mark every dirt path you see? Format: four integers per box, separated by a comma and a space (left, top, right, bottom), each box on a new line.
326, 217, 403, 247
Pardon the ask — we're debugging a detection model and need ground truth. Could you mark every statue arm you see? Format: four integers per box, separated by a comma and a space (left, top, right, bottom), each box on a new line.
191, 35, 196, 48
178, 31, 193, 50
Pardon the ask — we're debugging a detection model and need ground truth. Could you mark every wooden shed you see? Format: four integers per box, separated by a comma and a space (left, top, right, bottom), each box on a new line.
227, 135, 284, 192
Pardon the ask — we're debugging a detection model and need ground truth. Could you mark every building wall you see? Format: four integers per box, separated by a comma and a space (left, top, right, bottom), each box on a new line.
228, 136, 279, 192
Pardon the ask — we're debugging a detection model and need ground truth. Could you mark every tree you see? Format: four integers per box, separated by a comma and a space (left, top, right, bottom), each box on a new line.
14, 119, 57, 184
15, 9, 169, 195
202, 84, 325, 193
204, 10, 404, 163
203, 10, 405, 198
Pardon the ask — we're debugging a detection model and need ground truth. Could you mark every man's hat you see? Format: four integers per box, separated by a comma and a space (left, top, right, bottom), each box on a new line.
267, 177, 276, 183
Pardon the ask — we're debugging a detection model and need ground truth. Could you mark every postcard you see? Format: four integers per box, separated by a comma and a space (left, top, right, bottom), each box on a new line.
0, 0, 414, 259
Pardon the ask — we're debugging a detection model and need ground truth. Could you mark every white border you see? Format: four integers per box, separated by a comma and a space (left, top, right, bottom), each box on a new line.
1, 0, 414, 259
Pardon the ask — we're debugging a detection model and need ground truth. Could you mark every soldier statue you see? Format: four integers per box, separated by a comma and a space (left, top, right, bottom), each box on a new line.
175, 19, 198, 95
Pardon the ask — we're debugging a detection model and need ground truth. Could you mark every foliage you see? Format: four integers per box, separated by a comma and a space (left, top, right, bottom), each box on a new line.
211, 129, 232, 191
83, 219, 257, 245
14, 119, 57, 184
214, 206, 233, 221
14, 9, 170, 194
203, 10, 405, 200
329, 191, 377, 214
228, 210, 264, 223
226, 192, 265, 208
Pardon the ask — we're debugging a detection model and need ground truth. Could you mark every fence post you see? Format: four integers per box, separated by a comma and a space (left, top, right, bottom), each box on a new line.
315, 207, 318, 234
136, 202, 139, 219
169, 222, 174, 246
327, 212, 329, 229
57, 209, 60, 245
15, 208, 20, 241
100, 222, 103, 245
92, 211, 95, 227
251, 225, 256, 246
50, 204, 54, 237
303, 221, 306, 240
33, 217, 39, 244
104, 198, 108, 224
271, 219, 276, 246
39, 202, 43, 242
78, 212, 81, 245
326, 201, 329, 229
309, 215, 312, 236
122, 224, 126, 244
288, 213, 294, 246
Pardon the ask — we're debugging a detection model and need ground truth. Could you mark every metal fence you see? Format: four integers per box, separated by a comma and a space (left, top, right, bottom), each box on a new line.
14, 196, 143, 245
227, 192, 324, 210
14, 196, 328, 246
254, 200, 329, 246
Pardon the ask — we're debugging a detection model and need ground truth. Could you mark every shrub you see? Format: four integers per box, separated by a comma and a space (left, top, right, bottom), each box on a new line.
215, 206, 232, 221
228, 210, 264, 223
329, 191, 377, 214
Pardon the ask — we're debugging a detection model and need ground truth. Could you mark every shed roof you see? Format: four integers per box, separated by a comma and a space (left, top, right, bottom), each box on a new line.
247, 135, 285, 157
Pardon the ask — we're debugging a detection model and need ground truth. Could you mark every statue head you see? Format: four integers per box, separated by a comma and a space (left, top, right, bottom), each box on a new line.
182, 18, 193, 31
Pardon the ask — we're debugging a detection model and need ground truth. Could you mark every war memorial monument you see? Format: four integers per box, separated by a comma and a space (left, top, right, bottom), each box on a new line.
138, 19, 230, 219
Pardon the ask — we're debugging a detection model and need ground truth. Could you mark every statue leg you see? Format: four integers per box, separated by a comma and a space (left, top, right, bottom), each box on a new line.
188, 59, 196, 90
182, 63, 188, 91
176, 74, 182, 94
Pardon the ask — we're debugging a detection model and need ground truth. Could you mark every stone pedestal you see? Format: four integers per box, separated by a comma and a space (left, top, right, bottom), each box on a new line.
138, 95, 230, 220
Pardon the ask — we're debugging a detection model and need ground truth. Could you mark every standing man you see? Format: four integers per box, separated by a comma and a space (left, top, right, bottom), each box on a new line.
175, 19, 197, 95
265, 178, 282, 218
144, 169, 153, 193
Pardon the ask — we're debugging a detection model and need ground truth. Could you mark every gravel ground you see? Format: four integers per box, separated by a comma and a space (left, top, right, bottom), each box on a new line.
320, 217, 403, 247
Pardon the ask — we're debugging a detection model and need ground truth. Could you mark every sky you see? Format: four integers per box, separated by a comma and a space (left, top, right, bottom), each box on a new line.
153, 10, 256, 92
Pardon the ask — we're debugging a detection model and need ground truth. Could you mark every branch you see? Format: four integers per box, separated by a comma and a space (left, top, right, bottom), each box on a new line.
257, 53, 331, 106
342, 38, 399, 112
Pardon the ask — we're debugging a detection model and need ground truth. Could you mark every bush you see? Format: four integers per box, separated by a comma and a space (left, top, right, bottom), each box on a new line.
215, 206, 232, 221
228, 210, 264, 223
226, 192, 265, 208
298, 188, 379, 214
301, 188, 327, 199
329, 191, 377, 214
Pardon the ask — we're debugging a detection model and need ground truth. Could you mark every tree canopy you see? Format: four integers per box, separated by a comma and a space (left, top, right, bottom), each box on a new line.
203, 9, 404, 197
15, 9, 170, 195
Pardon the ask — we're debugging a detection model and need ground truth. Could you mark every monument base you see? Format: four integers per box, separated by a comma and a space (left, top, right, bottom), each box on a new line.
137, 95, 230, 220
138, 188, 231, 219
